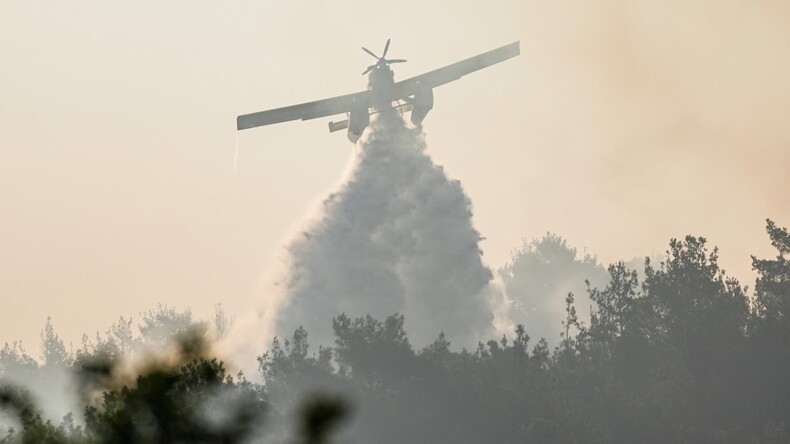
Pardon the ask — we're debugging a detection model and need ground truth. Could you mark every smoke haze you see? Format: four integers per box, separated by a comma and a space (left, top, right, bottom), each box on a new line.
1, 0, 788, 376
509, 0, 790, 276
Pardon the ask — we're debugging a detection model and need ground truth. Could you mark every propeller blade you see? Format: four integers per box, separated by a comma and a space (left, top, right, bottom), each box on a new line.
383, 38, 391, 58
386, 59, 407, 63
362, 47, 379, 59
362, 65, 375, 75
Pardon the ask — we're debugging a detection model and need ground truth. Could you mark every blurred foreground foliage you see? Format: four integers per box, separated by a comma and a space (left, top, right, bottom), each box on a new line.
2, 220, 790, 443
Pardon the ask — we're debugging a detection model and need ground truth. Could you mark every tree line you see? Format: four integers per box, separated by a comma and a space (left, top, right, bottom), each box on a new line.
1, 220, 789, 442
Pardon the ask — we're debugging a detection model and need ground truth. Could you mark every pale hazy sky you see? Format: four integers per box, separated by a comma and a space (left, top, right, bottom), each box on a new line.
1, 1, 788, 352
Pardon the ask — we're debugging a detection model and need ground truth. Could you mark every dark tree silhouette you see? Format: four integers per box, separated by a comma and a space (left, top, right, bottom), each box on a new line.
3, 222, 790, 443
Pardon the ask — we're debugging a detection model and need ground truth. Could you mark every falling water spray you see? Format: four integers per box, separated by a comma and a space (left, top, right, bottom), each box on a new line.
271, 110, 509, 349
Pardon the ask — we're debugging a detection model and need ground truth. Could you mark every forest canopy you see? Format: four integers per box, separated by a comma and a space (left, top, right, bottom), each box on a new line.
1, 220, 789, 443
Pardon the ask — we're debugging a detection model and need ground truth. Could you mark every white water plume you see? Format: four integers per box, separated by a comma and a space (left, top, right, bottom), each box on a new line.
270, 110, 508, 349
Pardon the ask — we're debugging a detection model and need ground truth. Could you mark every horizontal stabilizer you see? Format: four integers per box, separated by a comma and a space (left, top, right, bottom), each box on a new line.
328, 120, 349, 132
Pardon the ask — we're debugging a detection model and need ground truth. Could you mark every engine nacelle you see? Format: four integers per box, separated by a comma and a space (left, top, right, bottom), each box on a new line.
411, 83, 434, 126
348, 98, 370, 143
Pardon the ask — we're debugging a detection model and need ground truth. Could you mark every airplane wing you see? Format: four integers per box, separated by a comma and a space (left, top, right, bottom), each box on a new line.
236, 90, 371, 131
394, 41, 520, 98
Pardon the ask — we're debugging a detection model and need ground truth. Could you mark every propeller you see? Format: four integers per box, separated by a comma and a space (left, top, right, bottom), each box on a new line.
383, 38, 390, 58
361, 39, 407, 75
362, 46, 379, 59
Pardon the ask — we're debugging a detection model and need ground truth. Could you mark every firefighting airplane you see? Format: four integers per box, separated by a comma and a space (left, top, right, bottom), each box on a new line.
236, 40, 520, 143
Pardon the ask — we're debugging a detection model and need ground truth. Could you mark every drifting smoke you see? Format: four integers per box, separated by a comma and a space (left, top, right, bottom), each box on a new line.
273, 110, 508, 349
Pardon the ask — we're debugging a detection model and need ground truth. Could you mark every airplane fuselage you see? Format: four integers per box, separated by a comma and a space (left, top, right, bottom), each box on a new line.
367, 64, 396, 111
